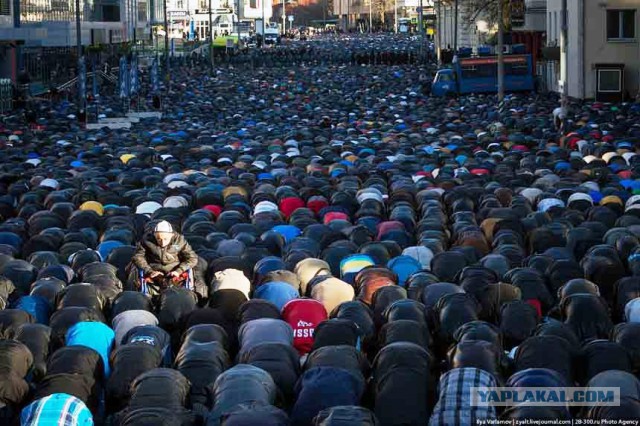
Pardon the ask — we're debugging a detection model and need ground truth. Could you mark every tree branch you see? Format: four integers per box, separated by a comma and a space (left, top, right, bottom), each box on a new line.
465, 0, 499, 24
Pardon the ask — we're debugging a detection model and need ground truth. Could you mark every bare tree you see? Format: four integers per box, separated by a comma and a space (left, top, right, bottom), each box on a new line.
326, 0, 334, 17
464, 0, 500, 26
439, 0, 502, 32
373, 0, 391, 28
437, 0, 505, 48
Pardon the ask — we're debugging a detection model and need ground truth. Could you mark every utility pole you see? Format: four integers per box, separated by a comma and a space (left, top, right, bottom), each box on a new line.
153, 0, 159, 62
75, 0, 84, 114
418, 0, 423, 58
323, 0, 326, 30
132, 0, 137, 51
163, 0, 170, 84
149, 0, 155, 57
497, 0, 504, 101
75, 0, 82, 60
347, 0, 350, 32
369, 0, 372, 33
13, 0, 22, 73
261, 0, 265, 46
448, 3, 452, 48
436, 0, 441, 64
236, 0, 241, 43
453, 0, 458, 52
209, 0, 214, 71
560, 0, 568, 110
282, 1, 286, 35
394, 0, 397, 33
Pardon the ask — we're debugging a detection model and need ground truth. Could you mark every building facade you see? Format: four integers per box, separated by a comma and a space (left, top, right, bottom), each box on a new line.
17, 0, 139, 46
165, 0, 272, 40
520, 0, 546, 32
436, 2, 477, 51
0, 0, 164, 48
333, 0, 432, 32
434, 0, 546, 55
548, 0, 640, 100
0, 0, 167, 87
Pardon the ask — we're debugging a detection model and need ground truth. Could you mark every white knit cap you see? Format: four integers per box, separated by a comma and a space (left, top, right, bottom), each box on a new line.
154, 220, 173, 234
39, 178, 59, 189
136, 201, 162, 215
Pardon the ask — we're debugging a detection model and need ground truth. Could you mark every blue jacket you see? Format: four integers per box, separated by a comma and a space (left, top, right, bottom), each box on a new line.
65, 322, 115, 378
254, 282, 300, 311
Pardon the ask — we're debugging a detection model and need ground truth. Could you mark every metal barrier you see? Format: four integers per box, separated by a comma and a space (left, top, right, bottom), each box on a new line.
536, 61, 559, 93
55, 71, 117, 92
0, 79, 13, 114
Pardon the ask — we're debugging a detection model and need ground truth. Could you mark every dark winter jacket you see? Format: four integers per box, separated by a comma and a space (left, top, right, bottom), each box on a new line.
132, 233, 198, 275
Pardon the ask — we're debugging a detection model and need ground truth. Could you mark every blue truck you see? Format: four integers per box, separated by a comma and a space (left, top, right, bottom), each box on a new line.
431, 53, 534, 97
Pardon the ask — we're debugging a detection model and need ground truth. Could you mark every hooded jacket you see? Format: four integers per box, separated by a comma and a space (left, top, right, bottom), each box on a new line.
132, 232, 198, 275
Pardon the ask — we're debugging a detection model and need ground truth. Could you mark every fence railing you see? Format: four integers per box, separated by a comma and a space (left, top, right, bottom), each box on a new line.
52, 70, 117, 93
0, 79, 12, 114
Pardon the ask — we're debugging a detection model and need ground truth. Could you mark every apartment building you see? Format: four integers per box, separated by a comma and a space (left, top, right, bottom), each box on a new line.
547, 0, 640, 100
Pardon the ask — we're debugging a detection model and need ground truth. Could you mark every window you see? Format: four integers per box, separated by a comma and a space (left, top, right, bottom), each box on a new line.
598, 69, 622, 92
23, 0, 79, 22
0, 0, 9, 15
102, 4, 120, 21
176, 0, 183, 8
436, 72, 454, 83
137, 0, 147, 22
607, 9, 636, 40
51, 0, 71, 13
